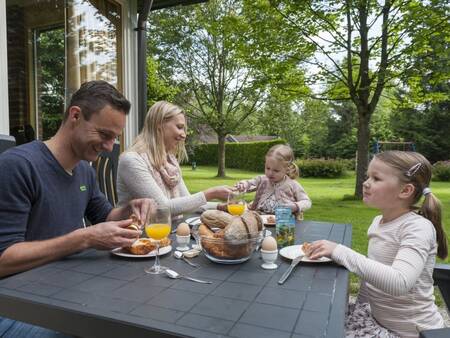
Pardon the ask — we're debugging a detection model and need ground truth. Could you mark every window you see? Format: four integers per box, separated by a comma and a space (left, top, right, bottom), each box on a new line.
6, 0, 122, 143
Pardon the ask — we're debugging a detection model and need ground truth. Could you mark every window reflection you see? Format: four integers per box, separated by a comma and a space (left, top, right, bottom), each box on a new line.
6, 0, 122, 142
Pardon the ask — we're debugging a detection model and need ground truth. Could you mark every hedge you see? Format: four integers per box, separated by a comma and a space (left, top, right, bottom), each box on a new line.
432, 161, 450, 182
190, 139, 286, 172
295, 159, 346, 178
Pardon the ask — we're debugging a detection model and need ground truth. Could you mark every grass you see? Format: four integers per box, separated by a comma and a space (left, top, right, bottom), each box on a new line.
182, 165, 450, 304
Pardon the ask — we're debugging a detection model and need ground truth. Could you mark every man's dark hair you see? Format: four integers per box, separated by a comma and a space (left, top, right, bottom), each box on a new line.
63, 80, 131, 121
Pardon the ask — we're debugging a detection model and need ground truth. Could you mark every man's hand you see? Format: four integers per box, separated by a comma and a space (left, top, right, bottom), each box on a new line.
128, 198, 157, 225
107, 198, 156, 225
307, 240, 337, 260
86, 219, 142, 250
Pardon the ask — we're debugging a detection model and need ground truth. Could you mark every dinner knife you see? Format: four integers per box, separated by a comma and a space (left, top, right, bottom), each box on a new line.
278, 254, 304, 285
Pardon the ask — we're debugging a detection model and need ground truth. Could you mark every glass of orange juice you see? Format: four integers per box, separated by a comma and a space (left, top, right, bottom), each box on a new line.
227, 191, 246, 216
144, 206, 171, 274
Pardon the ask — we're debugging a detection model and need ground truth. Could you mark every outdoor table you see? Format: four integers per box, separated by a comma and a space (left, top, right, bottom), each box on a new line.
0, 220, 351, 338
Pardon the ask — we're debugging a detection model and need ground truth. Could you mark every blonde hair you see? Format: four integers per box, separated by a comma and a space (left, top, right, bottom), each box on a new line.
129, 101, 187, 169
375, 151, 448, 259
266, 144, 299, 179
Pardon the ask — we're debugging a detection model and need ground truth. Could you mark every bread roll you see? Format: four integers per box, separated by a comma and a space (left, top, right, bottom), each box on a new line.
224, 211, 262, 240
200, 210, 234, 229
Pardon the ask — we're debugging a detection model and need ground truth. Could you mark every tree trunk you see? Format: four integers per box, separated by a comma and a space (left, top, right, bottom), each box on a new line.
216, 133, 226, 177
354, 110, 371, 198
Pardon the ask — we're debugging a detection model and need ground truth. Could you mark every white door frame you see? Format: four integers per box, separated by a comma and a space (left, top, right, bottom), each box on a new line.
0, 0, 10, 135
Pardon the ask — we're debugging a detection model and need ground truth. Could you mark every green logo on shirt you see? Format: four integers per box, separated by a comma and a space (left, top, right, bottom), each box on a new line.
80, 185, 87, 192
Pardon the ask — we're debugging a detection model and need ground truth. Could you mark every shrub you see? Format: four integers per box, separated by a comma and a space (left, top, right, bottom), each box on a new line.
296, 159, 346, 178
190, 139, 286, 172
432, 161, 450, 181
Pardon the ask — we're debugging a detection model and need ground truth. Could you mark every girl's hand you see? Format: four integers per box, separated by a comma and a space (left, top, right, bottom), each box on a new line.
307, 240, 337, 260
235, 181, 247, 192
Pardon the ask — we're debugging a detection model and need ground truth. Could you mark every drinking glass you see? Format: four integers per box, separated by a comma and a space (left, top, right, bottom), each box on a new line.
144, 206, 171, 274
227, 191, 246, 216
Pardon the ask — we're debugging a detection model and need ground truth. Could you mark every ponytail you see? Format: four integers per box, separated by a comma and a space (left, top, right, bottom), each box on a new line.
286, 162, 299, 179
420, 192, 448, 259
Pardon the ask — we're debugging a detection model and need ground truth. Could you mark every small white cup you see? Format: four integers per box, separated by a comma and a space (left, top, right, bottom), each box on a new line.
176, 234, 190, 252
260, 249, 278, 270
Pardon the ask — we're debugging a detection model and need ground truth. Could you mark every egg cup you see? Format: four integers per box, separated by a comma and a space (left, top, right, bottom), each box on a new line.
260, 249, 278, 270
176, 234, 191, 252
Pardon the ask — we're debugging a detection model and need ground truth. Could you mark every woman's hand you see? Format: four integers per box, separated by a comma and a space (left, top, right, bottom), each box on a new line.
204, 186, 233, 201
307, 240, 338, 260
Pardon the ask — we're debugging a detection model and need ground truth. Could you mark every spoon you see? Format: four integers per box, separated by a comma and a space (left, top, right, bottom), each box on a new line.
173, 250, 199, 267
165, 269, 212, 284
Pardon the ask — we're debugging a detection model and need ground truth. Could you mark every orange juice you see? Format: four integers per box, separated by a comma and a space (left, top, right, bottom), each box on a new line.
145, 223, 171, 240
228, 204, 245, 216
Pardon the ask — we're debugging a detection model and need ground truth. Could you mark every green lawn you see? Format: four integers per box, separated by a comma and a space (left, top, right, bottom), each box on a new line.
182, 165, 450, 302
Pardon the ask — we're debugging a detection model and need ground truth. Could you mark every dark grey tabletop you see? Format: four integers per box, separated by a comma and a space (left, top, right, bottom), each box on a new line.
0, 220, 351, 338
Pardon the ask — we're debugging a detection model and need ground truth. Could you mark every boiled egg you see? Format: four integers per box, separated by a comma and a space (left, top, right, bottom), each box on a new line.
261, 236, 277, 251
176, 222, 191, 236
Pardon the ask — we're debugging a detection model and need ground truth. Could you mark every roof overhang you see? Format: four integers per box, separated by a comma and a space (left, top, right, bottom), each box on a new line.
138, 0, 208, 13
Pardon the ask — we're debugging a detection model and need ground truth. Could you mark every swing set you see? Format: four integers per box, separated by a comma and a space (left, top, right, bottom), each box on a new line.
373, 140, 416, 153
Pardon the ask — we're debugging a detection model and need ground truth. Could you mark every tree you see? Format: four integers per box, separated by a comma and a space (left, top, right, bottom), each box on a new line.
148, 0, 309, 177
244, 0, 449, 197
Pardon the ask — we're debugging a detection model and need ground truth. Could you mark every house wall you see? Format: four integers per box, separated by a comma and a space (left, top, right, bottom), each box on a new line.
0, 0, 10, 135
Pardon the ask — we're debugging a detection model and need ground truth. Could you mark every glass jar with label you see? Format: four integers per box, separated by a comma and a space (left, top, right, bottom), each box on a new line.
275, 207, 296, 248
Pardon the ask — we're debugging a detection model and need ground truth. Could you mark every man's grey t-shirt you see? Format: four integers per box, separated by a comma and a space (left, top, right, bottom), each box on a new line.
0, 141, 113, 255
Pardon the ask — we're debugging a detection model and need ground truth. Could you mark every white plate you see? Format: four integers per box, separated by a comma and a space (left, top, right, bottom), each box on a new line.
111, 245, 172, 258
279, 244, 332, 263
184, 216, 202, 227
260, 214, 276, 226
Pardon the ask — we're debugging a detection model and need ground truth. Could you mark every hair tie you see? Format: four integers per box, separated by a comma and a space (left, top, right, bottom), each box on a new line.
423, 187, 432, 196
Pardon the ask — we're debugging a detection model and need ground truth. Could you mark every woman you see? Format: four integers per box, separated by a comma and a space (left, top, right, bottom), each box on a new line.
117, 101, 232, 218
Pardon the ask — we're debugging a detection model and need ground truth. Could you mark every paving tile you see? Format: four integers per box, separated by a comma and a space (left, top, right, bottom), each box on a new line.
191, 265, 239, 281
191, 295, 250, 321
50, 289, 139, 313
16, 282, 62, 297
294, 310, 328, 337
130, 304, 184, 324
255, 287, 306, 308
102, 265, 148, 281
149, 288, 205, 312
227, 270, 272, 286
239, 302, 299, 332
211, 281, 262, 301
229, 323, 291, 338
111, 282, 165, 302
303, 293, 332, 313
177, 313, 234, 334
70, 260, 118, 275
315, 266, 338, 280
72, 276, 127, 293
40, 269, 93, 288
311, 278, 335, 294
169, 277, 220, 295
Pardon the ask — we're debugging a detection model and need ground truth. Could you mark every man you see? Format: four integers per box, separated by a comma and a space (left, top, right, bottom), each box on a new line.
0, 80, 154, 278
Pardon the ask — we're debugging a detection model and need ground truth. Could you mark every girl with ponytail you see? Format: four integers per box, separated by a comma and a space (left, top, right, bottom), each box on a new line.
307, 151, 447, 337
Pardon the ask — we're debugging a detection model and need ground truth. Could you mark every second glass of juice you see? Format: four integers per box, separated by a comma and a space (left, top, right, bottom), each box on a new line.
227, 191, 246, 216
